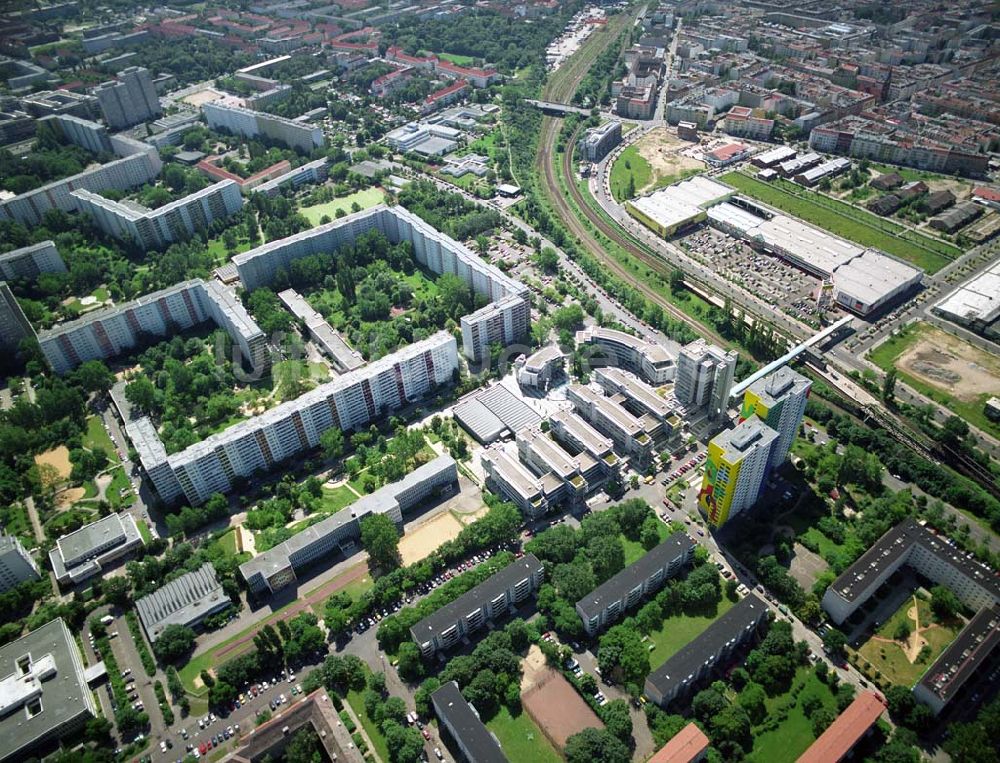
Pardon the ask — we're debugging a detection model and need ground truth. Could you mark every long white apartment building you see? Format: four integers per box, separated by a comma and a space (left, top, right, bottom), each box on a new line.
548, 409, 621, 477
568, 383, 655, 466
593, 366, 682, 440
38, 278, 267, 375
516, 427, 595, 509
203, 101, 323, 153
0, 240, 66, 281
575, 326, 676, 385
233, 205, 529, 361
72, 179, 244, 250
675, 338, 738, 419
137, 331, 458, 505
481, 446, 553, 519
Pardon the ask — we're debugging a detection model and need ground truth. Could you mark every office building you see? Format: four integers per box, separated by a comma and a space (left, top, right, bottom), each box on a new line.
576, 532, 694, 635
38, 278, 266, 375
0, 534, 40, 593
593, 366, 682, 440
0, 282, 36, 353
675, 339, 738, 419
48, 513, 145, 586
567, 384, 655, 467
578, 120, 622, 162
575, 326, 676, 385
431, 681, 509, 763
647, 723, 710, 763
94, 66, 161, 129
644, 594, 768, 707
740, 367, 812, 471
151, 332, 457, 506
797, 692, 886, 763
410, 554, 544, 657
21, 90, 98, 119
72, 180, 244, 250
233, 205, 529, 361
0, 241, 66, 282
135, 563, 230, 643
0, 618, 97, 763
548, 409, 620, 477
515, 345, 564, 389
277, 289, 364, 373
516, 428, 596, 510
203, 102, 323, 153
698, 416, 778, 528
821, 518, 1000, 626
481, 446, 553, 519
912, 605, 999, 716
241, 455, 457, 595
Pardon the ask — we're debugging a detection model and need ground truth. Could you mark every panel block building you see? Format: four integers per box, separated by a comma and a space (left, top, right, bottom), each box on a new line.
675, 339, 738, 420
94, 66, 161, 129
0, 281, 36, 353
232, 204, 529, 362
740, 367, 812, 471
698, 416, 779, 528
0, 534, 41, 593
576, 532, 694, 635
0, 241, 66, 282
411, 554, 544, 657
431, 681, 508, 763
203, 101, 323, 153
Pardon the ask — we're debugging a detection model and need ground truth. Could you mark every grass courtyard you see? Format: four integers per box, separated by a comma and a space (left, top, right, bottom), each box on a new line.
748, 667, 839, 762
487, 705, 562, 763
856, 594, 961, 687
621, 523, 672, 566
83, 415, 117, 458
647, 596, 736, 669
720, 171, 958, 273
300, 188, 386, 226
609, 145, 653, 201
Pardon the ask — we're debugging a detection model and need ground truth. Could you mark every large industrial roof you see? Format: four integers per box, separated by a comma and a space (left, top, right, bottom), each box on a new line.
454, 384, 542, 444
628, 176, 732, 231
935, 257, 1000, 325
135, 562, 229, 642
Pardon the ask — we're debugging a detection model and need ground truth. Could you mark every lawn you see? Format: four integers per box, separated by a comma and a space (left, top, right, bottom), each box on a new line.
321, 484, 358, 513
867, 322, 1000, 439
106, 466, 135, 509
136, 518, 153, 544
621, 523, 672, 566
487, 705, 562, 763
83, 415, 117, 457
300, 188, 386, 226
213, 529, 239, 556
647, 596, 736, 668
347, 687, 391, 762
856, 594, 961, 687
748, 668, 838, 762
720, 171, 958, 273
0, 503, 33, 545
434, 51, 476, 66
609, 145, 652, 201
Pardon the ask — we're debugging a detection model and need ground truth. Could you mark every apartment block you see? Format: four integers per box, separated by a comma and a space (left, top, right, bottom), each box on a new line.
277, 288, 364, 373
252, 157, 329, 197
647, 723, 709, 763
548, 409, 621, 477
698, 416, 778, 528
0, 241, 66, 281
233, 205, 529, 361
593, 366, 681, 440
0, 618, 97, 763
740, 366, 811, 471
568, 384, 655, 467
675, 339, 738, 419
94, 66, 162, 129
644, 594, 769, 707
821, 518, 1000, 626
241, 455, 457, 595
21, 90, 98, 119
410, 554, 544, 657
48, 513, 145, 586
578, 120, 622, 162
0, 281, 36, 353
576, 532, 694, 636
481, 446, 553, 519
516, 427, 593, 510
432, 681, 508, 763
203, 101, 323, 153
575, 326, 676, 385
0, 534, 41, 593
160, 332, 457, 506
38, 278, 266, 375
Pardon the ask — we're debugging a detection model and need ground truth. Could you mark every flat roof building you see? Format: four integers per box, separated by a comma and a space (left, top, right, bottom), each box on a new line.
482, 446, 553, 518
431, 681, 508, 763
0, 534, 41, 593
0, 281, 36, 354
410, 554, 544, 657
203, 101, 323, 153
575, 325, 676, 385
594, 366, 682, 437
645, 594, 769, 708
516, 427, 597, 510
135, 562, 230, 643
698, 416, 778, 528
278, 288, 364, 373
676, 339, 738, 420
568, 384, 655, 467
741, 366, 812, 473
548, 409, 620, 475
626, 176, 733, 238
48, 513, 145, 586
797, 692, 886, 763
516, 345, 564, 390
933, 258, 1000, 335
576, 531, 694, 635
0, 241, 66, 282
0, 618, 97, 763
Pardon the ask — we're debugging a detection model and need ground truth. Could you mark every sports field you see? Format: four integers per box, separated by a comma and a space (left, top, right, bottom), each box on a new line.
300, 188, 386, 226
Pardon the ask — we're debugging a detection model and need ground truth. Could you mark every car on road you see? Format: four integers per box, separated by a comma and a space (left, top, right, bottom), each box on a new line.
434, 748, 443, 760
422, 728, 431, 740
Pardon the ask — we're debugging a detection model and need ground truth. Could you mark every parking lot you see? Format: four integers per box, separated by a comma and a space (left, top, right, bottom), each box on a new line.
679, 227, 842, 326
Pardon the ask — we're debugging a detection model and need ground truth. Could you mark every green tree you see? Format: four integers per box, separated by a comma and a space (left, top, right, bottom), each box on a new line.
320, 427, 345, 460
588, 534, 625, 583
102, 576, 130, 607
565, 728, 631, 763
598, 624, 650, 686
930, 585, 960, 620
822, 628, 847, 658
601, 699, 633, 744
535, 247, 559, 273
360, 513, 401, 572
154, 624, 196, 663
739, 682, 767, 724
284, 726, 323, 763
396, 641, 425, 681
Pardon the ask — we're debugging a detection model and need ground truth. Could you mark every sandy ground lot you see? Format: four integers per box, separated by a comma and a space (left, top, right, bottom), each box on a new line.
399, 512, 466, 566
632, 128, 704, 192
182, 88, 226, 108
521, 645, 603, 751
897, 326, 1000, 402
35, 445, 72, 480
56, 487, 85, 508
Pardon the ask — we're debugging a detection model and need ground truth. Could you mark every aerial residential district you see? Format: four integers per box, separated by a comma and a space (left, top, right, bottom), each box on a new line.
1, 1, 1000, 763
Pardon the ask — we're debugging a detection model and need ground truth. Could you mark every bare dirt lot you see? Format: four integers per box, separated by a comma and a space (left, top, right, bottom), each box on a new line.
35, 445, 72, 481
521, 645, 603, 751
182, 88, 226, 108
896, 326, 1000, 402
632, 128, 704, 192
398, 512, 466, 566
